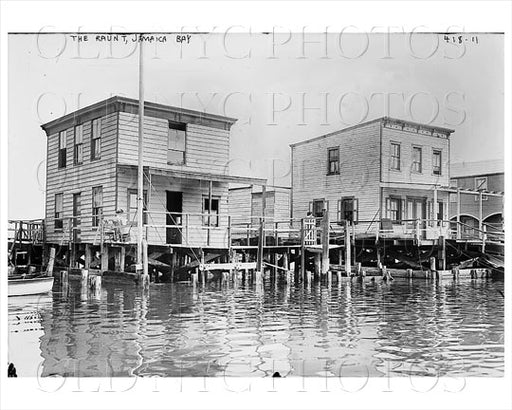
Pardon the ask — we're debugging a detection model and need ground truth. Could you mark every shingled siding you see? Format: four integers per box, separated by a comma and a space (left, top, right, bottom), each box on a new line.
291, 121, 381, 223
117, 112, 230, 174
45, 112, 118, 244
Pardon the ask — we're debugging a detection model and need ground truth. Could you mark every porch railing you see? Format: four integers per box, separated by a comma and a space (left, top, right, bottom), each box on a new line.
39, 212, 504, 247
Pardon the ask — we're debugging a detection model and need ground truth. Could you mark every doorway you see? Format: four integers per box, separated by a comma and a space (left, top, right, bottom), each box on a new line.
166, 191, 182, 244
407, 197, 426, 239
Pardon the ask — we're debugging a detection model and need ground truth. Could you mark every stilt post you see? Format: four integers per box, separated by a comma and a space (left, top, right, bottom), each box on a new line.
344, 220, 351, 276
321, 209, 330, 275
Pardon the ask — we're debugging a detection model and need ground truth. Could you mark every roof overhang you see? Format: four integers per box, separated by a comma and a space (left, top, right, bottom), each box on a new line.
120, 164, 266, 185
380, 181, 504, 197
41, 96, 238, 135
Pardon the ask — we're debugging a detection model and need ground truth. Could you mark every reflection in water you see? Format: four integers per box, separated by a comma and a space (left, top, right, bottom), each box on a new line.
8, 276, 504, 377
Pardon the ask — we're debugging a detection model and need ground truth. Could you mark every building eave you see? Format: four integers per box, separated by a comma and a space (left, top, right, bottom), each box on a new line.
289, 116, 455, 148
40, 95, 238, 135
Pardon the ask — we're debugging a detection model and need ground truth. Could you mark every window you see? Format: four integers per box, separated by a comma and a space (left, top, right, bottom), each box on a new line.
337, 197, 358, 224
475, 177, 488, 201
387, 197, 402, 223
203, 196, 219, 227
72, 193, 81, 242
91, 118, 102, 160
73, 193, 81, 224
390, 143, 401, 170
432, 150, 442, 175
92, 186, 103, 227
58, 131, 67, 168
312, 199, 326, 218
475, 177, 488, 190
74, 125, 83, 165
412, 146, 422, 173
167, 122, 186, 165
128, 189, 148, 225
55, 193, 63, 230
327, 147, 339, 175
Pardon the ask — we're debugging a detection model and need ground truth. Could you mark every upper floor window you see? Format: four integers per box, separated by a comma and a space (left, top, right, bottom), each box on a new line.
412, 146, 422, 173
91, 118, 102, 160
327, 147, 339, 175
337, 197, 358, 224
168, 122, 186, 165
475, 176, 488, 191
203, 196, 219, 227
432, 150, 442, 175
475, 177, 489, 201
390, 143, 401, 170
58, 131, 67, 168
74, 124, 83, 165
92, 186, 103, 227
55, 193, 63, 230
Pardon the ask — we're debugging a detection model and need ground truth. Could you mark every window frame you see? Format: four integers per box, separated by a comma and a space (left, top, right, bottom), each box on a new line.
474, 177, 489, 201
58, 130, 67, 168
167, 121, 187, 165
432, 149, 442, 176
202, 195, 220, 227
127, 189, 149, 225
390, 142, 401, 171
337, 196, 359, 225
54, 193, 64, 231
387, 196, 402, 223
411, 145, 423, 173
92, 186, 103, 227
74, 124, 84, 165
91, 118, 102, 161
327, 147, 340, 175
312, 198, 326, 218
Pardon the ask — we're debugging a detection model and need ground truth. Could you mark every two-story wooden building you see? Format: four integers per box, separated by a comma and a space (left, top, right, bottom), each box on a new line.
291, 117, 454, 240
41, 96, 265, 270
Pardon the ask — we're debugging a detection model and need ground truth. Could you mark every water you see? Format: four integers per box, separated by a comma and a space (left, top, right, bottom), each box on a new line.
8, 276, 504, 377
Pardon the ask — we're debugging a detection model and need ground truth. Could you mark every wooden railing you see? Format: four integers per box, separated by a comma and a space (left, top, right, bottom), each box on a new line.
8, 219, 45, 244
39, 212, 505, 248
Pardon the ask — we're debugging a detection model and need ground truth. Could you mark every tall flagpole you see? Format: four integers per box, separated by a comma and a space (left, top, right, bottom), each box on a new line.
137, 37, 144, 276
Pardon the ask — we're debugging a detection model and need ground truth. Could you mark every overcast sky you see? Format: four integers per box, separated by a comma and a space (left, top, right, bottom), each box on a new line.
8, 32, 504, 219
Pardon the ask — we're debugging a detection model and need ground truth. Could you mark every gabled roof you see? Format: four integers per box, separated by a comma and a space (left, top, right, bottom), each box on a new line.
451, 160, 505, 178
40, 95, 238, 135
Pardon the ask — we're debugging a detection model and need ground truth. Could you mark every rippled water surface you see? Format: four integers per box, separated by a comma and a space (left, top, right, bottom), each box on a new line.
8, 276, 504, 377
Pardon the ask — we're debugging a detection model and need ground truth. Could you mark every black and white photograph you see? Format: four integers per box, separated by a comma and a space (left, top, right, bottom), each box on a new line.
1, 2, 511, 410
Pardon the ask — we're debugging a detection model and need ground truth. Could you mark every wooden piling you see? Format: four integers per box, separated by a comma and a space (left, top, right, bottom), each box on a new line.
256, 217, 264, 274
321, 210, 330, 275
344, 220, 351, 276
101, 245, 109, 273
46, 247, 56, 276
84, 244, 92, 269
300, 218, 306, 281
429, 256, 436, 272
438, 236, 446, 271
314, 253, 321, 277
88, 274, 101, 292
80, 268, 89, 286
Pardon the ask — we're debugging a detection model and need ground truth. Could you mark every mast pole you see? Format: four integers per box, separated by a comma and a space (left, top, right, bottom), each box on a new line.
137, 37, 144, 275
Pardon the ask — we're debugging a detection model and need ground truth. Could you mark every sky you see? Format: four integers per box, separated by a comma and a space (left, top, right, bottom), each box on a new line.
7, 32, 504, 219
